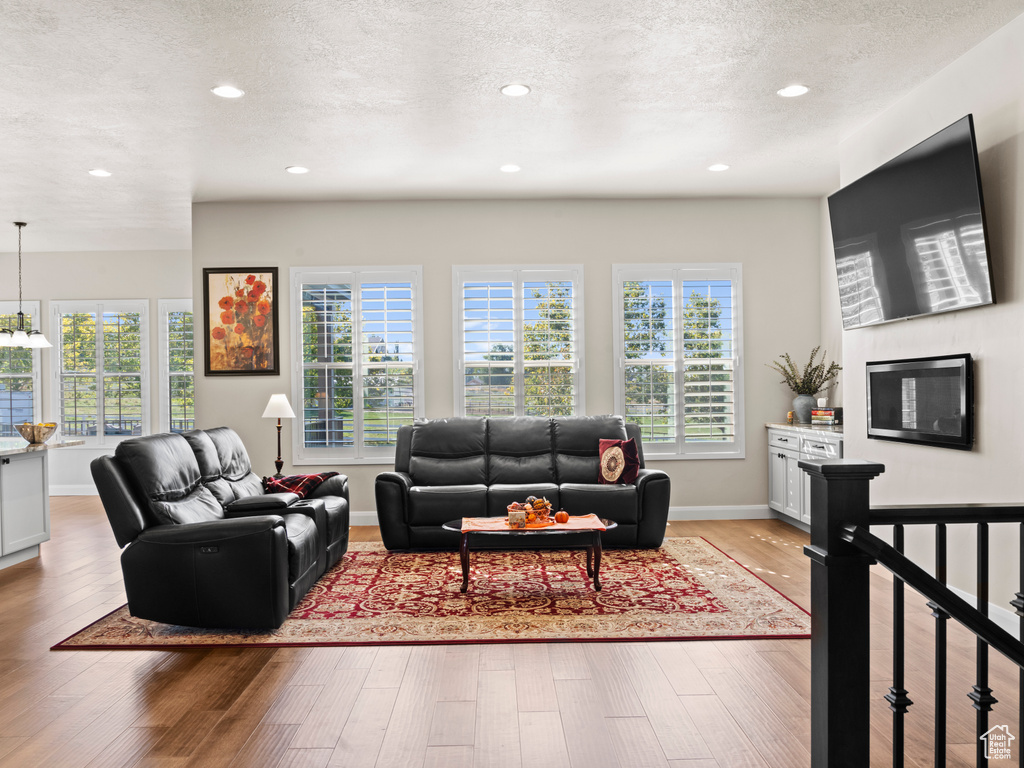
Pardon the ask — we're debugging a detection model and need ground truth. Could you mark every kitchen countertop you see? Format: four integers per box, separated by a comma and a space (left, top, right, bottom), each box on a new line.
765, 422, 844, 436
0, 438, 86, 458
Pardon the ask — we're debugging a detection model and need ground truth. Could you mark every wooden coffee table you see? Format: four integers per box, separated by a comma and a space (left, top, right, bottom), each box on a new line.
442, 518, 618, 592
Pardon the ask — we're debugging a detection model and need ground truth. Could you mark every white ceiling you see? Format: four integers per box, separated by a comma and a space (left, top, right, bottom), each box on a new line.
2, 0, 1022, 252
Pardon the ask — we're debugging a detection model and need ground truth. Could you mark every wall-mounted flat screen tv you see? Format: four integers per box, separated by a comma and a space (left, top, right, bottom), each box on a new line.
828, 115, 994, 330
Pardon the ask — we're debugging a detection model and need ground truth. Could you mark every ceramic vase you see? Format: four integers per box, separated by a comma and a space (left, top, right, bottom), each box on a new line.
792, 394, 816, 424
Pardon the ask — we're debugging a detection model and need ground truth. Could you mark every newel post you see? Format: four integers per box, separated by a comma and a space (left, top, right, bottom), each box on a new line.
801, 458, 885, 768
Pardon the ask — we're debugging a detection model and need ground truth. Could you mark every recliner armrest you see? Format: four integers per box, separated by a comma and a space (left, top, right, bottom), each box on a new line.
224, 493, 300, 516
135, 516, 284, 545
634, 468, 669, 491
376, 471, 412, 491
633, 468, 671, 547
375, 471, 413, 549
309, 474, 349, 501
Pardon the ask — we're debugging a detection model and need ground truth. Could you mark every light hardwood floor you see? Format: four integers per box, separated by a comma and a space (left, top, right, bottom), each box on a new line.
0, 498, 1018, 767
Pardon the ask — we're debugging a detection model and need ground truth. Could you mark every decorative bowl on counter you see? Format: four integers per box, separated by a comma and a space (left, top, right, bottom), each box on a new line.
16, 422, 58, 444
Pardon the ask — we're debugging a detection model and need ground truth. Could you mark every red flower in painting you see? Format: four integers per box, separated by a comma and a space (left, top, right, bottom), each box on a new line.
253, 314, 266, 327
220, 310, 234, 324
241, 347, 254, 359
251, 280, 266, 297
234, 300, 249, 315
245, 274, 256, 285
235, 288, 245, 297
218, 296, 233, 310
234, 323, 244, 333
211, 327, 226, 340
247, 292, 258, 303
257, 299, 272, 315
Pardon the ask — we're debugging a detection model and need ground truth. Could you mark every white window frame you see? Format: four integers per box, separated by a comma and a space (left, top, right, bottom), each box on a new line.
453, 265, 585, 418
158, 299, 194, 433
51, 300, 150, 446
612, 263, 745, 460
291, 266, 424, 465
0, 300, 43, 432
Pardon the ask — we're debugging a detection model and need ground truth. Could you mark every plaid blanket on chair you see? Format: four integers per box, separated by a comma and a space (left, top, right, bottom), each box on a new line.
264, 472, 339, 499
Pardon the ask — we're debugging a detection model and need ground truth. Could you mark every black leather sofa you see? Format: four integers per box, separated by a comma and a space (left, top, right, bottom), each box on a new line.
91, 426, 350, 629
375, 415, 671, 550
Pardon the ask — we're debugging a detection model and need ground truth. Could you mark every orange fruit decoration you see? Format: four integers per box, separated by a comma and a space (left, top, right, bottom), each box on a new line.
555, 510, 569, 524
526, 511, 536, 523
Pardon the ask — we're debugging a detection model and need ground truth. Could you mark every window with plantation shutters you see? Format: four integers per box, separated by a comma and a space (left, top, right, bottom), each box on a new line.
0, 301, 41, 436
613, 264, 744, 459
159, 300, 194, 433
454, 266, 583, 418
52, 301, 149, 444
293, 267, 422, 462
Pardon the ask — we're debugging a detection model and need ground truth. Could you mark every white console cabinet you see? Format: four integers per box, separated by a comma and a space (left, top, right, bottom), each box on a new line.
767, 425, 843, 526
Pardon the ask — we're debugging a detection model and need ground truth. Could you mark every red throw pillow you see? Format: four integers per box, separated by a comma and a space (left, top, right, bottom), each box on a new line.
598, 438, 639, 484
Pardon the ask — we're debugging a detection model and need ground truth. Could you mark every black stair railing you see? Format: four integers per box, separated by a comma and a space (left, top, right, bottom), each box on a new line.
802, 459, 1024, 767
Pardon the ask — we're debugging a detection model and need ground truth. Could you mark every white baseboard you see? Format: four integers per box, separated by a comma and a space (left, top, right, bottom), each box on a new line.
350, 510, 381, 527
50, 484, 97, 496
949, 585, 1020, 641
668, 504, 773, 521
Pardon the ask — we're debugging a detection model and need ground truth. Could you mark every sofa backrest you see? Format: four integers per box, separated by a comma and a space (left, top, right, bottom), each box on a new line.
407, 417, 488, 486
552, 415, 628, 484
395, 415, 644, 486
184, 427, 265, 505
113, 433, 224, 526
487, 416, 555, 484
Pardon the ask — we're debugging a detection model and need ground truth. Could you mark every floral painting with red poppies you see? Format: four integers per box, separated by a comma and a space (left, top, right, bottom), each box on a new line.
203, 267, 280, 375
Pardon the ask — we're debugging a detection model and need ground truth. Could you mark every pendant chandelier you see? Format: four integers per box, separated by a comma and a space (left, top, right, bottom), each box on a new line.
0, 222, 51, 348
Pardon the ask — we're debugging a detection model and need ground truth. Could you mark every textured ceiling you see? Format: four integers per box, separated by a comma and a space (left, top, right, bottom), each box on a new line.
1, 0, 1022, 251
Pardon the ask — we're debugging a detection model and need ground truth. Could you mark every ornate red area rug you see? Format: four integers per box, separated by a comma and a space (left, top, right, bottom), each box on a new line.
52, 538, 810, 649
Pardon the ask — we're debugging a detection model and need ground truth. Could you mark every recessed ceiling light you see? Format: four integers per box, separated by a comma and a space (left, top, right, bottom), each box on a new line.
708, 164, 730, 172
777, 84, 809, 98
211, 85, 245, 99
500, 84, 531, 97
286, 166, 309, 174
88, 169, 112, 177
500, 164, 521, 173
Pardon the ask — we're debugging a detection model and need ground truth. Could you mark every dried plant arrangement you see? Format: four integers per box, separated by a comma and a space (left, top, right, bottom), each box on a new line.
768, 346, 841, 395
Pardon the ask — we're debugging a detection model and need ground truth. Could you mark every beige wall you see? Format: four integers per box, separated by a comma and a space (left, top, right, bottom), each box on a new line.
193, 198, 822, 517
0, 249, 193, 491
823, 13, 1024, 611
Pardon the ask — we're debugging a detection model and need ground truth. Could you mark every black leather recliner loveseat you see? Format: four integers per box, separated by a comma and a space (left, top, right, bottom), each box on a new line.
91, 426, 350, 629
375, 415, 671, 550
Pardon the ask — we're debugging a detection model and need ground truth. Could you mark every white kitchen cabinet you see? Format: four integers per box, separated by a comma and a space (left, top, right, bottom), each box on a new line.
1, 451, 49, 556
0, 439, 81, 570
766, 425, 843, 527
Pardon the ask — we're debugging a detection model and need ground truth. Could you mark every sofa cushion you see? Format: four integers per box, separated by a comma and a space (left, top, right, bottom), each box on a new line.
115, 433, 226, 526
408, 484, 487, 526
486, 483, 560, 518
203, 427, 265, 500
559, 483, 639, 524
151, 486, 226, 526
487, 417, 555, 484
552, 415, 627, 484
409, 418, 487, 486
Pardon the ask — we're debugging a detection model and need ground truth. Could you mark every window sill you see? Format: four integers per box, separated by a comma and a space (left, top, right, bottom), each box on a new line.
645, 451, 746, 461
293, 456, 396, 467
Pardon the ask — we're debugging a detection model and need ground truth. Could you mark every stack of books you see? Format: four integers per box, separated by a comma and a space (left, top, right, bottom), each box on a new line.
812, 407, 843, 426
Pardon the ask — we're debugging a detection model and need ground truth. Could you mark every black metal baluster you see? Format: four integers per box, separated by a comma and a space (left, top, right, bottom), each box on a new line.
970, 522, 996, 766
927, 523, 949, 767
887, 524, 913, 767
1011, 524, 1024, 768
